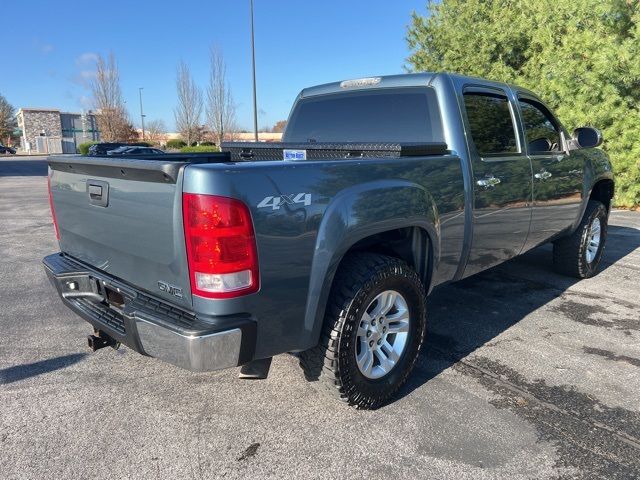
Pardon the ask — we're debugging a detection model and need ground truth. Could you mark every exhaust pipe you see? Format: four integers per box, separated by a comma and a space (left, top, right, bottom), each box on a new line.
87, 331, 118, 351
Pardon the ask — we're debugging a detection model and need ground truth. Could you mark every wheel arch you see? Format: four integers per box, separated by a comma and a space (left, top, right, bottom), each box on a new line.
570, 148, 614, 232
343, 226, 433, 287
589, 178, 615, 212
301, 179, 439, 351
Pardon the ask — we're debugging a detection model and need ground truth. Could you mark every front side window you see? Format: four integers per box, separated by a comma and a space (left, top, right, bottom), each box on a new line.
463, 93, 518, 155
518, 99, 561, 153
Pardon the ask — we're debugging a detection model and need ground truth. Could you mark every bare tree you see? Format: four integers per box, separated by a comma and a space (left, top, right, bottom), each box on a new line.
174, 61, 203, 146
146, 119, 167, 143
206, 46, 237, 146
271, 120, 287, 133
91, 53, 134, 141
0, 94, 17, 145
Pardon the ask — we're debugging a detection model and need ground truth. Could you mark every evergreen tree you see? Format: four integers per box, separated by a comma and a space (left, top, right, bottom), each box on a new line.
407, 0, 640, 207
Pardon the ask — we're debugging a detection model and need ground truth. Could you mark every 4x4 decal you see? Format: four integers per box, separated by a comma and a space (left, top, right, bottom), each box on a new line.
257, 193, 312, 210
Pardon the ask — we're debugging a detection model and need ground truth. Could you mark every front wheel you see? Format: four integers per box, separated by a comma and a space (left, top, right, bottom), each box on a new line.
553, 200, 608, 278
299, 253, 427, 409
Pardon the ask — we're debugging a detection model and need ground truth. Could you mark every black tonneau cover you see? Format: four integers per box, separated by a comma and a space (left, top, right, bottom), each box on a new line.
48, 142, 449, 182
47, 153, 230, 183
221, 142, 449, 162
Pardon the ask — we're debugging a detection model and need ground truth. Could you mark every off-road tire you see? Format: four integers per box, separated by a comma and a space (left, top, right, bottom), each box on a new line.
553, 200, 608, 278
299, 253, 427, 409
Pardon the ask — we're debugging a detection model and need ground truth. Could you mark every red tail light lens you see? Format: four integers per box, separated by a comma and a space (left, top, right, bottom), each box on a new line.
47, 172, 60, 240
183, 193, 259, 298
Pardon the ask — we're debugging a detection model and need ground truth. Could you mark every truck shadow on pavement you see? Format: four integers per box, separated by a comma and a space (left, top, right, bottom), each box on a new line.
393, 224, 640, 478
397, 224, 640, 402
0, 353, 87, 385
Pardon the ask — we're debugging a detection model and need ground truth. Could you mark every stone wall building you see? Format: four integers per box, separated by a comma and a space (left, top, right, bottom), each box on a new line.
16, 108, 100, 153
16, 108, 61, 153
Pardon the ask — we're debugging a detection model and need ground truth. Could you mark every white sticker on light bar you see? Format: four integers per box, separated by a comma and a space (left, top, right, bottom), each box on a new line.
340, 77, 381, 88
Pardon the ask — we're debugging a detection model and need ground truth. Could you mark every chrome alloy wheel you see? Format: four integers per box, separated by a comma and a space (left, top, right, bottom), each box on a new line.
586, 217, 601, 264
355, 290, 410, 379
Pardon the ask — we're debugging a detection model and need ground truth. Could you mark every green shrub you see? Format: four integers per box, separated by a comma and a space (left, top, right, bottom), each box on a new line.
199, 141, 216, 146
180, 145, 220, 153
166, 139, 187, 149
78, 141, 98, 155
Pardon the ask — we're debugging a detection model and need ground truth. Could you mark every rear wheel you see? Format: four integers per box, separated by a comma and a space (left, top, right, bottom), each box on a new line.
299, 253, 427, 409
553, 200, 608, 278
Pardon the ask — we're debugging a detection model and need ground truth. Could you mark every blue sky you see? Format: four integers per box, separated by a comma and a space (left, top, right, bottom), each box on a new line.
2, 0, 428, 131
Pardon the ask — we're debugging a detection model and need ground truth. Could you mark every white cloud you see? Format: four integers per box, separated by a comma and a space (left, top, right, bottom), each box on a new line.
79, 70, 96, 80
71, 54, 98, 88
78, 95, 93, 109
32, 38, 54, 54
76, 52, 98, 65
69, 53, 99, 107
71, 69, 96, 89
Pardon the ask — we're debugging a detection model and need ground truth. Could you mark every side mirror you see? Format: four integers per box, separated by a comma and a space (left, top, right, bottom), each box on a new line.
573, 127, 603, 149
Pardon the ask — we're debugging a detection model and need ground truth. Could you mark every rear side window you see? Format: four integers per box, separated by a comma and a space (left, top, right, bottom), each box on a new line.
283, 87, 443, 143
518, 99, 561, 153
463, 93, 518, 155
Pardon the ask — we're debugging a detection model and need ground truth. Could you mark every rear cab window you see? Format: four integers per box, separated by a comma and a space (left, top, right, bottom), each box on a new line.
283, 87, 444, 144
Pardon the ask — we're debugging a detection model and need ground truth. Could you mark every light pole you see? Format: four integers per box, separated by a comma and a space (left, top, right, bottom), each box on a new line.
138, 87, 146, 141
250, 0, 258, 142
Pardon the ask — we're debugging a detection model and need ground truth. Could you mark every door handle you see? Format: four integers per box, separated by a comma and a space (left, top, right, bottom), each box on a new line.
86, 180, 109, 207
534, 170, 553, 180
476, 175, 501, 188
88, 184, 103, 199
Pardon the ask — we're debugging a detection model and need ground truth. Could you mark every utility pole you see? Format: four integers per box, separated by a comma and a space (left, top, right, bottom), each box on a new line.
250, 0, 258, 142
138, 87, 146, 140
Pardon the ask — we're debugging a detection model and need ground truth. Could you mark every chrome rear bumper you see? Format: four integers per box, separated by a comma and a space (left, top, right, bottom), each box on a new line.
135, 318, 241, 372
43, 253, 255, 372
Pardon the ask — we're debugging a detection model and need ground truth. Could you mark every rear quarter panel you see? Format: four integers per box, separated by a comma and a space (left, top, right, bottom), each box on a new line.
184, 156, 465, 358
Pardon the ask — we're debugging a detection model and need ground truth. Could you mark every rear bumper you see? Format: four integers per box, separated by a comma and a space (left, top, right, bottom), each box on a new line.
43, 253, 256, 372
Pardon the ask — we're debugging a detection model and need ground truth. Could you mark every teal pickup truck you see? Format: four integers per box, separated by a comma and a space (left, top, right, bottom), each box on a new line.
44, 73, 613, 408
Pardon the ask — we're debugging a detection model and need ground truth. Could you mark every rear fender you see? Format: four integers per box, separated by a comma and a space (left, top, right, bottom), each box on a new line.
303, 180, 439, 349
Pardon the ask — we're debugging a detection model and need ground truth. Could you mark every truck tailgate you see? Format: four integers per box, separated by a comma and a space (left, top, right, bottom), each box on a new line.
48, 156, 193, 308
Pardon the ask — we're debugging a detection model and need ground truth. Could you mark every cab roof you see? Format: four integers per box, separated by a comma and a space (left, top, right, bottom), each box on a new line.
299, 72, 532, 99
299, 73, 438, 98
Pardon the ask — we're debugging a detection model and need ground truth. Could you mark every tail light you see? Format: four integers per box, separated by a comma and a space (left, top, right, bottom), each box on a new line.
47, 172, 60, 240
183, 193, 259, 298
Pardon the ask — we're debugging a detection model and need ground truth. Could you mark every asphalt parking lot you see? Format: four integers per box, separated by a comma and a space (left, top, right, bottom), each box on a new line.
1, 157, 639, 479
